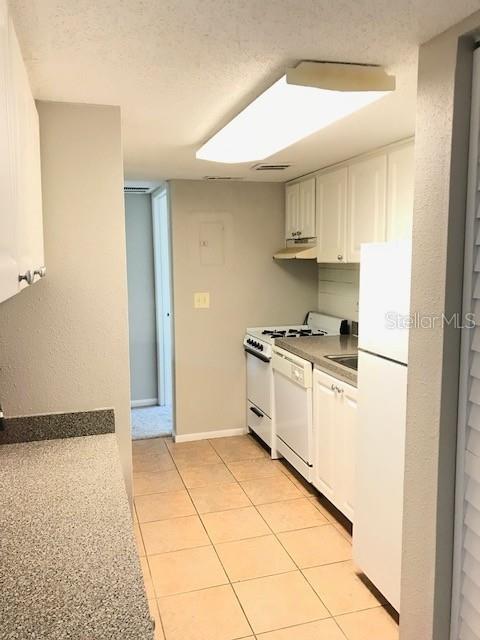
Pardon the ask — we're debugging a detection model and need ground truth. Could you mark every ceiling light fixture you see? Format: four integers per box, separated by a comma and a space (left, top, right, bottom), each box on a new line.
196, 62, 395, 164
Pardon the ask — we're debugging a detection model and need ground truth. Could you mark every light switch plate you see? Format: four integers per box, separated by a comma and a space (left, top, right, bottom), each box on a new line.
194, 292, 210, 309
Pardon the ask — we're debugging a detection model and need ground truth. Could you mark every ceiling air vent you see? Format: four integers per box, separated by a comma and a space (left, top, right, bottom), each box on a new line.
124, 186, 152, 194
251, 163, 292, 171
203, 176, 243, 181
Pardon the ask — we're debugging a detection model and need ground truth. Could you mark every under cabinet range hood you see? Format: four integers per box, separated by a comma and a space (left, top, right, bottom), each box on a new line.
273, 242, 317, 260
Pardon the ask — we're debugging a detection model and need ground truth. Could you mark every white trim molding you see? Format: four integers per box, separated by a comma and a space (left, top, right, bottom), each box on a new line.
174, 427, 248, 443
131, 398, 158, 408
450, 45, 480, 640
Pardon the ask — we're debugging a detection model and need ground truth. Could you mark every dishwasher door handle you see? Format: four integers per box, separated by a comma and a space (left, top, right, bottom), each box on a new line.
249, 406, 264, 419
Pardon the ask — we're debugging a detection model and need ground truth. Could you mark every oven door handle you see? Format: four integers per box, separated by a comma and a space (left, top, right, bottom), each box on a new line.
244, 347, 270, 363
249, 406, 264, 419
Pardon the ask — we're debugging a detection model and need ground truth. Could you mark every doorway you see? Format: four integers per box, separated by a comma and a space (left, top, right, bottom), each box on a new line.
125, 182, 174, 440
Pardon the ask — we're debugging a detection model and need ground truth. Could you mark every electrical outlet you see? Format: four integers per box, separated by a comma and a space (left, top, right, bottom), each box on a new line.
194, 292, 210, 309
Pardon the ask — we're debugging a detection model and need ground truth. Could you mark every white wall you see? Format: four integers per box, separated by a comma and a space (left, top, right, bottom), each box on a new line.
169, 179, 318, 437
125, 193, 158, 405
401, 13, 480, 640
0, 102, 133, 498
317, 263, 359, 321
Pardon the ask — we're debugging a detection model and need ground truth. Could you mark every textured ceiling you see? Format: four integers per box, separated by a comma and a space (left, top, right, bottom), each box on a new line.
8, 0, 480, 182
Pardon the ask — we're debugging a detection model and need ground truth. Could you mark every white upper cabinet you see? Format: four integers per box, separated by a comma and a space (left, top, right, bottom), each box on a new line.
285, 177, 315, 240
316, 167, 348, 263
0, 0, 18, 303
285, 139, 414, 264
298, 177, 316, 239
347, 153, 387, 263
386, 142, 415, 241
285, 183, 299, 240
0, 2, 44, 304
10, 20, 44, 285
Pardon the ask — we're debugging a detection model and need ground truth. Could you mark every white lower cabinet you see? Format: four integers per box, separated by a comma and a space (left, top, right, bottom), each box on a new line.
312, 367, 358, 521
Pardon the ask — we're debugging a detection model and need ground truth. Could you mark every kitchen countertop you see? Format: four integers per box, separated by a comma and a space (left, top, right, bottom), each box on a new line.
0, 434, 154, 640
275, 334, 358, 387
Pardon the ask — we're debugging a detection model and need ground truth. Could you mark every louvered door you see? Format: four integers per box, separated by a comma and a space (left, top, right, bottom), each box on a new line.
451, 45, 480, 640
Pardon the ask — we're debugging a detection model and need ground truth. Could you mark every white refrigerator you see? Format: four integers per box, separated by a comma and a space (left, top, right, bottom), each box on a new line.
353, 240, 411, 612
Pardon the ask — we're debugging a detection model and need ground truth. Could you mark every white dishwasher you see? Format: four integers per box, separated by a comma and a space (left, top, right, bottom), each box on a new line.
272, 346, 313, 481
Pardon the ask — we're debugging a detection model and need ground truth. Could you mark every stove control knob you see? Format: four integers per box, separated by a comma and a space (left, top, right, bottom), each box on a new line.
259, 344, 263, 351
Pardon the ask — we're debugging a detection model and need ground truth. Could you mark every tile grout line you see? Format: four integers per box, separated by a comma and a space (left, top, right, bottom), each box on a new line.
251, 490, 336, 618
134, 436, 385, 639
168, 438, 257, 639
204, 437, 349, 638
207, 437, 338, 632
134, 438, 177, 640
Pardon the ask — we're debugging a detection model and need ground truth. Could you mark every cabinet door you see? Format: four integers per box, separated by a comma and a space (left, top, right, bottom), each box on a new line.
0, 0, 19, 303
285, 183, 299, 240
312, 368, 337, 503
299, 178, 316, 239
24, 95, 44, 273
9, 18, 44, 287
316, 167, 347, 263
337, 381, 358, 521
347, 154, 387, 262
386, 143, 414, 241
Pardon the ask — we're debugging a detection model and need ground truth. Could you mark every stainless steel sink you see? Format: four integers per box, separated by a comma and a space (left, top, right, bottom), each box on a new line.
325, 354, 358, 371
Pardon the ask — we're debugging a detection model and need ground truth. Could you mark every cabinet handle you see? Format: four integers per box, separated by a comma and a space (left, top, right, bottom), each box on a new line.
18, 270, 34, 285
249, 406, 264, 419
337, 254, 343, 261
34, 266, 46, 279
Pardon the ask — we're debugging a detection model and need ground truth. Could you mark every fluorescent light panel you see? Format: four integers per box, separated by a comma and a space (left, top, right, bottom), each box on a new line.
196, 75, 388, 164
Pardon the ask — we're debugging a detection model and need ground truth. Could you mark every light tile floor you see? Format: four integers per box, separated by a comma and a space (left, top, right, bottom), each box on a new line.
132, 434, 399, 640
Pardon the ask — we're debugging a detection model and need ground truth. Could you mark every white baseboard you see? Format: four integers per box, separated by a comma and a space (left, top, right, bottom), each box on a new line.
174, 427, 248, 443
131, 398, 158, 408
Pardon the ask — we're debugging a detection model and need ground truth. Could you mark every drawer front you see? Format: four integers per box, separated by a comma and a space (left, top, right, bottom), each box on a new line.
247, 401, 272, 447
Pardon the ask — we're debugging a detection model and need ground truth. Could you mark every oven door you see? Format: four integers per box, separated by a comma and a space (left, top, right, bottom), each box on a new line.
246, 350, 272, 419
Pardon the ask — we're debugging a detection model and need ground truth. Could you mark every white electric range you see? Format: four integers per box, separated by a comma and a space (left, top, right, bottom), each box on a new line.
243, 312, 347, 450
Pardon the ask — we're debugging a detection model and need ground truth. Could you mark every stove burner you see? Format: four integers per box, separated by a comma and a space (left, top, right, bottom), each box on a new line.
260, 327, 328, 339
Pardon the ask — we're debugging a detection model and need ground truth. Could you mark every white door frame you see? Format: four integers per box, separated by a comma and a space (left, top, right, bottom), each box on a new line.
450, 44, 480, 640
151, 183, 175, 432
